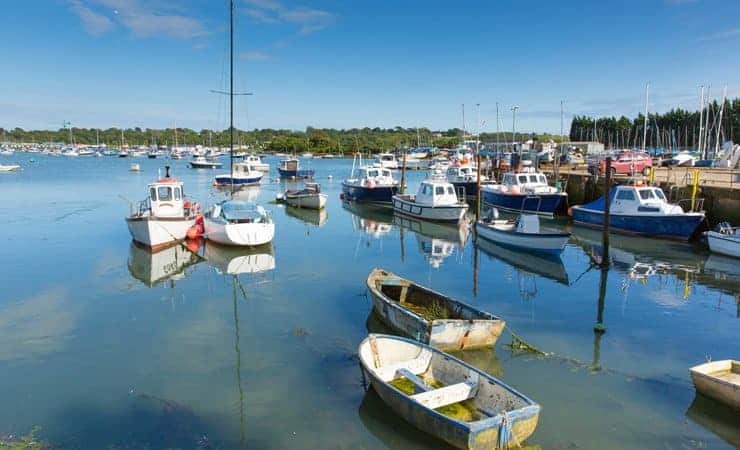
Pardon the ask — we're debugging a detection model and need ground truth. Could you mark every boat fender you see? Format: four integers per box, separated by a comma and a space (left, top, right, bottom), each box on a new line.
567, 207, 573, 217
367, 179, 376, 189
184, 200, 192, 209
186, 225, 201, 240
195, 214, 204, 225
339, 193, 345, 200
185, 238, 201, 253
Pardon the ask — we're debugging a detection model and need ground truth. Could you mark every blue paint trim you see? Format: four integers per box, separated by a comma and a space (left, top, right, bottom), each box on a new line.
572, 207, 705, 240
342, 182, 398, 203
481, 190, 566, 216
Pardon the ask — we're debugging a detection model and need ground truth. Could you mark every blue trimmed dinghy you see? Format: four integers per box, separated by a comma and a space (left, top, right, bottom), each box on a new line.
358, 334, 541, 450
475, 211, 570, 255
571, 185, 706, 241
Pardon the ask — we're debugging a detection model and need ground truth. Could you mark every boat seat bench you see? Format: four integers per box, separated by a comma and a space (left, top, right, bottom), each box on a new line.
394, 368, 432, 393
375, 354, 430, 381
410, 380, 477, 410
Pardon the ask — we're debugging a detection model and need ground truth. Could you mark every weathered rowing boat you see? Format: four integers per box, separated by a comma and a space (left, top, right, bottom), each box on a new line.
359, 334, 540, 449
366, 268, 505, 351
689, 360, 740, 410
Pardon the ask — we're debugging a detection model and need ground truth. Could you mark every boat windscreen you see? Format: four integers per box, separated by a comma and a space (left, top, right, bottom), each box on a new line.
221, 201, 264, 222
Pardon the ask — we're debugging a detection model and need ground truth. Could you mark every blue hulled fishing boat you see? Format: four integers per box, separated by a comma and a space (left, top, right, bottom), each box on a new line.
480, 168, 567, 216
342, 154, 399, 204
571, 184, 706, 241
277, 158, 314, 178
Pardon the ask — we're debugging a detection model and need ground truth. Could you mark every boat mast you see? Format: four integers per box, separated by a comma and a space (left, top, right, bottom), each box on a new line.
230, 0, 235, 194
642, 83, 649, 154
715, 85, 727, 159
698, 85, 704, 155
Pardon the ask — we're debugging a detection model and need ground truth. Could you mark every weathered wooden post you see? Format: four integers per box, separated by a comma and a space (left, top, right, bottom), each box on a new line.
601, 157, 612, 268
594, 266, 607, 333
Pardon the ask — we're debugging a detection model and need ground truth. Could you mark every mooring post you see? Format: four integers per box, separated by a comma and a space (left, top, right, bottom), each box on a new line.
601, 157, 612, 269
594, 267, 607, 333
691, 168, 699, 211
400, 150, 407, 195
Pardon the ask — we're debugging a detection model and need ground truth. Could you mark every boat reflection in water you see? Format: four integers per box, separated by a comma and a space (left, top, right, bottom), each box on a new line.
127, 241, 202, 287
686, 393, 740, 448
204, 242, 275, 275
284, 204, 328, 227
393, 215, 470, 268
475, 235, 569, 285
569, 226, 739, 304
342, 201, 394, 238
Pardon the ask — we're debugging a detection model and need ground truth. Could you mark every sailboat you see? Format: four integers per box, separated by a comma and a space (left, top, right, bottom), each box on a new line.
203, 0, 275, 247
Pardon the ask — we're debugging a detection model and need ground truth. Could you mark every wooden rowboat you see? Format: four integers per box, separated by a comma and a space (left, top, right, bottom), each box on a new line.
359, 334, 540, 449
366, 268, 505, 351
689, 360, 740, 410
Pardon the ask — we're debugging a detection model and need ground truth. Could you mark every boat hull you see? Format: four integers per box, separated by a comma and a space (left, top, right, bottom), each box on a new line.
366, 269, 504, 351
706, 231, 740, 258
0, 165, 21, 172
481, 189, 566, 216
214, 175, 261, 186
204, 217, 275, 246
392, 196, 468, 223
475, 221, 570, 255
572, 207, 705, 241
285, 193, 327, 210
190, 161, 222, 169
342, 182, 398, 204
359, 335, 540, 450
125, 216, 195, 250
689, 360, 740, 410
449, 181, 495, 198
278, 168, 314, 178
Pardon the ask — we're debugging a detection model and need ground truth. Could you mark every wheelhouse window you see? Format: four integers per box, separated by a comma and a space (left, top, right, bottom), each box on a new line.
638, 189, 655, 200
447, 186, 455, 195
518, 175, 528, 183
368, 170, 379, 177
150, 187, 157, 201
436, 186, 445, 195
539, 175, 547, 183
157, 186, 172, 201
529, 175, 538, 183
174, 187, 181, 200
422, 184, 432, 195
616, 189, 636, 201
653, 189, 666, 200
382, 170, 391, 177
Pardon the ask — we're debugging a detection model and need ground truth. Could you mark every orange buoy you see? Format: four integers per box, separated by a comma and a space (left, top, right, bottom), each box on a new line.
186, 224, 203, 239
195, 214, 204, 225
185, 238, 202, 253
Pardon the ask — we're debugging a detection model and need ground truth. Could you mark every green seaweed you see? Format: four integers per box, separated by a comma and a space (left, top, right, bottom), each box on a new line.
389, 377, 478, 422
404, 300, 451, 321
0, 426, 50, 450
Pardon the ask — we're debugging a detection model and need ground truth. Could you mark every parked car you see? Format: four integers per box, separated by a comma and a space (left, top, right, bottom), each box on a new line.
589, 151, 652, 176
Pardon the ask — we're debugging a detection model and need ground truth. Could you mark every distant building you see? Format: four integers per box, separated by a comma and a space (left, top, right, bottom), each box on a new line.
559, 141, 605, 155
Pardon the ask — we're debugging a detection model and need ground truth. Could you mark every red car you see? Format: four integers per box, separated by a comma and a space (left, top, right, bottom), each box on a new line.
594, 151, 652, 176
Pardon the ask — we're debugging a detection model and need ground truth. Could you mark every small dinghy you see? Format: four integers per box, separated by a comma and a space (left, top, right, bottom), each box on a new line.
282, 182, 327, 210
359, 334, 541, 449
705, 222, 740, 259
189, 156, 222, 169
366, 268, 505, 351
689, 360, 740, 410
475, 210, 570, 255
129, 163, 141, 172
0, 164, 21, 172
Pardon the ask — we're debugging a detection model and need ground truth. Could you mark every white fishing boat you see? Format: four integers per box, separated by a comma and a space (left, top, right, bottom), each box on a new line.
125, 166, 200, 250
476, 210, 571, 255
243, 153, 269, 172
189, 156, 223, 169
342, 156, 399, 204
204, 201, 274, 246
0, 148, 14, 156
392, 172, 468, 223
203, 0, 274, 248
77, 148, 96, 156
375, 152, 399, 170
129, 163, 141, 172
446, 164, 493, 197
61, 147, 79, 157
279, 182, 327, 209
213, 162, 262, 186
205, 242, 275, 275
127, 241, 201, 287
0, 164, 21, 172
689, 360, 740, 410
705, 222, 740, 258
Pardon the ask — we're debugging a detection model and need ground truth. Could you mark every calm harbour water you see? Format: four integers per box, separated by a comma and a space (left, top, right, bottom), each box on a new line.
0, 154, 738, 450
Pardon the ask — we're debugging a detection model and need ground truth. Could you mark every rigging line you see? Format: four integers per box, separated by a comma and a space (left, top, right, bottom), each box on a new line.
232, 276, 246, 450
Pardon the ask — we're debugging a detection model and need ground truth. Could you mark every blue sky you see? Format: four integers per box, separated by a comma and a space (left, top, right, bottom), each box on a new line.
2, 0, 739, 133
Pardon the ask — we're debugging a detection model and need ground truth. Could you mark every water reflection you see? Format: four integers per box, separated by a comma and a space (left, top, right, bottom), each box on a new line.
570, 226, 739, 300
393, 215, 469, 268
342, 201, 394, 238
204, 242, 276, 275
686, 394, 740, 447
284, 205, 328, 227
127, 241, 202, 287
476, 236, 569, 285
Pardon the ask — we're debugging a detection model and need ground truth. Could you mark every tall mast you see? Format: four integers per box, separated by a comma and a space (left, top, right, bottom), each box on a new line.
495, 102, 499, 151
642, 83, 649, 153
461, 103, 465, 147
698, 85, 704, 155
230, 0, 235, 194
715, 85, 727, 158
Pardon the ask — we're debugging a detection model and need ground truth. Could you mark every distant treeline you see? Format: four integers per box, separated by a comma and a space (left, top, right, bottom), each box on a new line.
1, 126, 564, 153
570, 98, 740, 150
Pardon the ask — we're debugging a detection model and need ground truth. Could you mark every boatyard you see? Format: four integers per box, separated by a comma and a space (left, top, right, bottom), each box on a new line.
2, 0, 740, 449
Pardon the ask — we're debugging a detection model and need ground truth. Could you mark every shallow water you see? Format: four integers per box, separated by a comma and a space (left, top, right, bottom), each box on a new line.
0, 154, 738, 449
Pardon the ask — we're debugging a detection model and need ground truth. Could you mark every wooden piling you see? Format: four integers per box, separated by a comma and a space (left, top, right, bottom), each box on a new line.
400, 150, 407, 194
601, 157, 612, 269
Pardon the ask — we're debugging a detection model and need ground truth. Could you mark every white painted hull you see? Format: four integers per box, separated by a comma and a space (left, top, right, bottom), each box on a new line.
204, 242, 275, 274
128, 242, 200, 286
252, 163, 270, 172
126, 216, 195, 248
392, 195, 467, 223
706, 231, 740, 258
476, 221, 569, 254
204, 218, 275, 246
285, 193, 327, 210
0, 165, 20, 172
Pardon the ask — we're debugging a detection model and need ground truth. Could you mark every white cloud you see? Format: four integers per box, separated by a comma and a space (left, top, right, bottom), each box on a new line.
69, 0, 208, 39
240, 51, 271, 61
243, 0, 335, 34
68, 0, 115, 35
697, 27, 740, 42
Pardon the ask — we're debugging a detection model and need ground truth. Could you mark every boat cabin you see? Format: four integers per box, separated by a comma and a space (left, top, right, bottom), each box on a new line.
376, 153, 397, 164
446, 165, 486, 181
499, 169, 556, 194
415, 176, 460, 206
359, 165, 394, 182
148, 177, 185, 217
212, 201, 270, 224
232, 162, 260, 174
280, 158, 300, 171
609, 185, 683, 215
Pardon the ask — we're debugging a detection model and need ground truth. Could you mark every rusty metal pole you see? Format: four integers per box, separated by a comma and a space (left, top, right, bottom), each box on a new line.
601, 157, 612, 269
